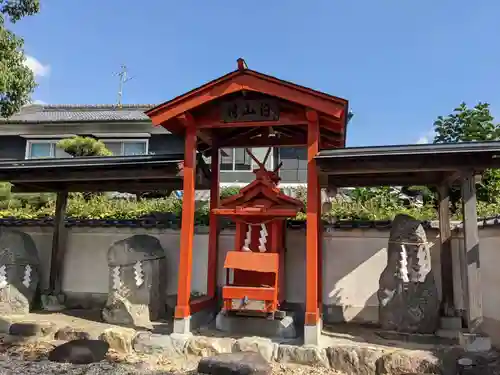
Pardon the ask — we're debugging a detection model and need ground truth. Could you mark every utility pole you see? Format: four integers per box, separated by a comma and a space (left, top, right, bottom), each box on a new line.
116, 64, 134, 107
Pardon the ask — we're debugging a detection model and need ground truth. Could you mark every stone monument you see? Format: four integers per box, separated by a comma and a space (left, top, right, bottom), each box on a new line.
102, 234, 167, 326
377, 214, 440, 333
0, 228, 40, 314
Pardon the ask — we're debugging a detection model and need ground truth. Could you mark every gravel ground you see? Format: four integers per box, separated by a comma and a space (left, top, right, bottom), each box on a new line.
0, 341, 344, 375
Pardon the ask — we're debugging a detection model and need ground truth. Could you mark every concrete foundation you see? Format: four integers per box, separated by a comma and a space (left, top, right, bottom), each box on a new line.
173, 316, 191, 334
304, 321, 322, 346
215, 311, 297, 339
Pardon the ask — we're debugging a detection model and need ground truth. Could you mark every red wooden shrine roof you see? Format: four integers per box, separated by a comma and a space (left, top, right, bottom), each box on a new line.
146, 59, 349, 152
212, 163, 304, 219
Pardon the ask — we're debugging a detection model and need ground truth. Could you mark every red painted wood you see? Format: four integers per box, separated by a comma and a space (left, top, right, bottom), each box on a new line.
305, 109, 320, 325
174, 119, 197, 319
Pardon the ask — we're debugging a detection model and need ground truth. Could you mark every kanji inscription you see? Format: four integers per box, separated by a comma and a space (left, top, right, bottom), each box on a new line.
221, 99, 280, 122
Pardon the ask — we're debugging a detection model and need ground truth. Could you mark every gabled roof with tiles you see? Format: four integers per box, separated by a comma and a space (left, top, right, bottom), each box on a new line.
0, 104, 155, 123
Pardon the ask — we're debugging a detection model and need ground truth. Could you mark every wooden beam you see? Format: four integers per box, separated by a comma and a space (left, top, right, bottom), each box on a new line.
305, 109, 320, 326
198, 119, 308, 129
218, 134, 306, 148
49, 191, 68, 295
1, 167, 179, 183
325, 172, 448, 188
174, 118, 197, 320
437, 184, 455, 317
207, 145, 220, 299
460, 171, 482, 332
10, 179, 203, 193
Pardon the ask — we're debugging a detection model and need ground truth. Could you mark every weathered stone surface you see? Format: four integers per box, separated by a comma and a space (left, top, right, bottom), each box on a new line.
187, 335, 236, 357
9, 321, 56, 337
48, 339, 109, 364
0, 229, 40, 315
234, 337, 277, 362
276, 344, 329, 367
326, 345, 384, 374
0, 317, 12, 333
102, 235, 167, 326
55, 326, 91, 341
216, 312, 296, 339
41, 294, 65, 312
132, 332, 189, 357
377, 214, 440, 334
375, 350, 441, 375
198, 352, 272, 375
98, 327, 136, 353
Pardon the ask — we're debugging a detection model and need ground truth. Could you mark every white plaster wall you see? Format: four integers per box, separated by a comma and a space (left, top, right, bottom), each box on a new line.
13, 224, 500, 345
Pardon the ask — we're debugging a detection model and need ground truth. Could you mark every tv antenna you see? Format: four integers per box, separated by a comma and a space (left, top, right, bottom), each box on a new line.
115, 64, 134, 107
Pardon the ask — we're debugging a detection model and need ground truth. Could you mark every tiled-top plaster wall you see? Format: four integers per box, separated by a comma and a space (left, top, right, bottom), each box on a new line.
10, 225, 500, 347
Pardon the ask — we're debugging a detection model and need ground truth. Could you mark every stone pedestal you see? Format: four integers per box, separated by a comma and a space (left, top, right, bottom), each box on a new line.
216, 311, 296, 339
377, 214, 439, 334
102, 235, 167, 326
0, 229, 40, 315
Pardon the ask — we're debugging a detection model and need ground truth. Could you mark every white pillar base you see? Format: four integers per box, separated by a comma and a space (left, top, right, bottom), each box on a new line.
173, 316, 191, 334
304, 319, 322, 346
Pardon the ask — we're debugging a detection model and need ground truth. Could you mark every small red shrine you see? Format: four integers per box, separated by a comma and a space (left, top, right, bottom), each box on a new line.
145, 58, 349, 345
212, 148, 303, 318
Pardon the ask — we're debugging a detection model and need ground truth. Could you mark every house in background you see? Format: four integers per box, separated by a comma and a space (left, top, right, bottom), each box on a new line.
0, 103, 311, 187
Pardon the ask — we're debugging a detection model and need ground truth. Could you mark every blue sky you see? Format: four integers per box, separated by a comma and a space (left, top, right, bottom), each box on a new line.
12, 0, 500, 147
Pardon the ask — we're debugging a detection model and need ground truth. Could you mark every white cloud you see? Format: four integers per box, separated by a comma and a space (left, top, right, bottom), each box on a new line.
32, 99, 46, 105
24, 55, 51, 77
416, 129, 435, 144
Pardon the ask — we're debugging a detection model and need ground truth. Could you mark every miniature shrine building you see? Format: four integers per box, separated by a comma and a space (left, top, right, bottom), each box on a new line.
1, 58, 500, 345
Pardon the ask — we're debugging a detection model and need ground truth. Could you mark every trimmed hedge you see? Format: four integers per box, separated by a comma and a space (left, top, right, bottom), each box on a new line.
0, 186, 498, 222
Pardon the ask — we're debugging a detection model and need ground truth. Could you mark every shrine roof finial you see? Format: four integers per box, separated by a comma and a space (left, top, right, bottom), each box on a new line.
237, 58, 248, 71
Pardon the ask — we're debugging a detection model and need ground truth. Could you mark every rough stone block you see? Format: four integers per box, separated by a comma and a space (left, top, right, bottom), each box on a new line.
276, 344, 328, 367
458, 332, 492, 352
234, 336, 277, 362
102, 235, 167, 326
55, 326, 91, 341
216, 312, 296, 339
187, 336, 236, 357
48, 339, 109, 364
198, 352, 272, 375
0, 229, 41, 315
378, 214, 440, 334
9, 321, 56, 337
0, 317, 12, 333
99, 327, 137, 353
133, 332, 189, 357
326, 346, 384, 375
375, 350, 441, 375
440, 316, 462, 330
41, 294, 65, 312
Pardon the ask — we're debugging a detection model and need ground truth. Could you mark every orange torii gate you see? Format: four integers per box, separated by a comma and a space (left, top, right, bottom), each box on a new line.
146, 58, 349, 345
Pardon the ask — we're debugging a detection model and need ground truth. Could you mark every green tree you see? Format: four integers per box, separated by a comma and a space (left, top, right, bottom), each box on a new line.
57, 137, 113, 200
0, 0, 40, 118
57, 136, 113, 157
433, 102, 500, 143
433, 102, 500, 207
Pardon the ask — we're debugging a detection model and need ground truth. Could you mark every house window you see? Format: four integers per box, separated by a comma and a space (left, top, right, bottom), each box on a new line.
26, 140, 71, 159
102, 139, 148, 156
220, 147, 273, 171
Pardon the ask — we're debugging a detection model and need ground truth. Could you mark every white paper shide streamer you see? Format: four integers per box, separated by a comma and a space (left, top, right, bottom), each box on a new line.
258, 224, 268, 252
242, 226, 252, 252
0, 265, 7, 289
134, 261, 144, 287
22, 265, 32, 288
112, 266, 122, 290
399, 244, 409, 283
